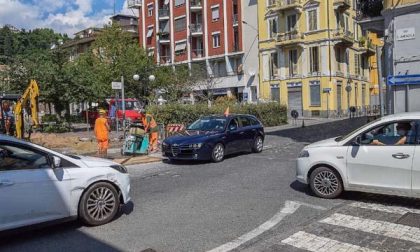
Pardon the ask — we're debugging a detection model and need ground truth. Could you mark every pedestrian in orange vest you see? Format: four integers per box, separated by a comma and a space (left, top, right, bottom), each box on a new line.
140, 113, 159, 152
94, 109, 110, 158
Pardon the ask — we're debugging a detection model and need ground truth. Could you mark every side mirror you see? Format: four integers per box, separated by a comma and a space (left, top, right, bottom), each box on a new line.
53, 156, 62, 168
352, 136, 361, 146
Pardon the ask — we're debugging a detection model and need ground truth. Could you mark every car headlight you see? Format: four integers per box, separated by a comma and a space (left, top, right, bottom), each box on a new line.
298, 150, 309, 158
162, 142, 169, 147
190, 143, 203, 149
110, 164, 128, 174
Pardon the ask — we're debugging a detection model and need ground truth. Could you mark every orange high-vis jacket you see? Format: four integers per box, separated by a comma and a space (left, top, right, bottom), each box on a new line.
94, 117, 109, 141
142, 114, 158, 132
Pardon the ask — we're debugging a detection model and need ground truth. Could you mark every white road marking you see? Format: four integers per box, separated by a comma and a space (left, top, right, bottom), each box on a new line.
206, 201, 325, 252
350, 202, 420, 215
281, 231, 378, 252
321, 213, 420, 244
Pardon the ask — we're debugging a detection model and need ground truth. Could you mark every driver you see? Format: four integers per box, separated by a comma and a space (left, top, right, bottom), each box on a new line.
371, 122, 411, 146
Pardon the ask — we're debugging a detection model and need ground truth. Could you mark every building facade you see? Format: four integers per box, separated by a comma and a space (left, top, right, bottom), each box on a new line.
359, 0, 420, 114
258, 0, 378, 117
128, 0, 259, 102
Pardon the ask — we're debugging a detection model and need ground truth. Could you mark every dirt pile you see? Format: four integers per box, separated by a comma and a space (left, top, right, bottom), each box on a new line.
31, 133, 97, 154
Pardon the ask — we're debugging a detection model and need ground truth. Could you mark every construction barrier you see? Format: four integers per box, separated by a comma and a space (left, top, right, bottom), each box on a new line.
165, 124, 185, 138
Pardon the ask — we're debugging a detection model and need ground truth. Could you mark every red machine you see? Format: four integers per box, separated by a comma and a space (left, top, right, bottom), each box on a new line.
81, 98, 144, 126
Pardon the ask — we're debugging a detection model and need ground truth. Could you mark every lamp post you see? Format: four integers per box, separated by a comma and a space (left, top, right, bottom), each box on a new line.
133, 74, 156, 104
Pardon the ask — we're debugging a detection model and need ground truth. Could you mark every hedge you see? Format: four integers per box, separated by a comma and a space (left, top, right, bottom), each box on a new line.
146, 102, 287, 127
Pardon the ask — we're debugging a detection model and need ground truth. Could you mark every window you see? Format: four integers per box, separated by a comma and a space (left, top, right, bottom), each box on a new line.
175, 41, 187, 54
146, 26, 154, 38
0, 144, 50, 171
309, 47, 319, 73
354, 54, 360, 76
310, 81, 321, 106
228, 118, 240, 131
271, 85, 280, 102
307, 9, 317, 31
359, 121, 418, 145
262, 54, 270, 81
147, 4, 154, 17
175, 0, 185, 7
271, 52, 279, 78
268, 17, 278, 38
336, 47, 343, 72
239, 116, 251, 127
211, 6, 220, 21
212, 33, 221, 48
287, 15, 297, 32
289, 49, 298, 76
175, 17, 186, 32
211, 60, 227, 77
249, 117, 261, 126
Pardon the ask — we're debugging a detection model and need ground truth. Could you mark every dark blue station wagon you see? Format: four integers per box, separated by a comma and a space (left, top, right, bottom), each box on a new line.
162, 114, 265, 162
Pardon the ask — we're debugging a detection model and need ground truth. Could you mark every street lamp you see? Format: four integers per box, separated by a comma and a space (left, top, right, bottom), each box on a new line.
133, 74, 156, 104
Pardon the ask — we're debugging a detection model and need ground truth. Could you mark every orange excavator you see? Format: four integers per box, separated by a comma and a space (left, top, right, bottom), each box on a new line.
0, 80, 40, 139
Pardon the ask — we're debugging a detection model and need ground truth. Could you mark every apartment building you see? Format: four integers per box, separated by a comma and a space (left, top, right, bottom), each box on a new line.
258, 0, 377, 117
128, 0, 259, 102
359, 0, 420, 114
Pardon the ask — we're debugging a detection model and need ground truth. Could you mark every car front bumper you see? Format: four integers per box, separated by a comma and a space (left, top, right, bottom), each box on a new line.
162, 144, 212, 161
296, 157, 310, 184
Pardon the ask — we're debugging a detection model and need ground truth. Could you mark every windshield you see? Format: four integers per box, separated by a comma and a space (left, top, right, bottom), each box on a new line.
187, 117, 227, 131
116, 101, 141, 110
335, 117, 382, 142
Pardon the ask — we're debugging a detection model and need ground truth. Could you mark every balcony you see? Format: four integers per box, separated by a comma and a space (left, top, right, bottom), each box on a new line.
360, 39, 376, 56
127, 0, 142, 8
160, 56, 172, 64
159, 9, 170, 19
332, 29, 354, 47
192, 49, 204, 59
190, 0, 202, 11
333, 0, 351, 11
276, 30, 305, 46
158, 32, 170, 43
233, 14, 239, 26
190, 23, 203, 35
271, 0, 303, 12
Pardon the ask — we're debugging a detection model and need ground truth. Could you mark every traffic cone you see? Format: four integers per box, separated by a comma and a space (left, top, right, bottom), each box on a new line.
224, 107, 230, 117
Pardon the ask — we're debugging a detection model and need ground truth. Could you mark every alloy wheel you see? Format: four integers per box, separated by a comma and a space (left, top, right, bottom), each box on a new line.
313, 170, 339, 196
213, 144, 224, 162
86, 187, 117, 222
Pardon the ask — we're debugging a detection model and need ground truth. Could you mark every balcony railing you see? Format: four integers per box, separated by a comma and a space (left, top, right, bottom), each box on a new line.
190, 23, 203, 33
233, 14, 239, 25
159, 9, 170, 18
277, 30, 303, 43
275, 0, 303, 10
160, 56, 171, 64
127, 0, 142, 8
192, 49, 204, 58
333, 0, 351, 9
190, 0, 202, 7
158, 32, 170, 41
333, 28, 354, 44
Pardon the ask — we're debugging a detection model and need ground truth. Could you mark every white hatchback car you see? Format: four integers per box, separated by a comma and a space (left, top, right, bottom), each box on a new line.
0, 135, 130, 232
297, 112, 420, 199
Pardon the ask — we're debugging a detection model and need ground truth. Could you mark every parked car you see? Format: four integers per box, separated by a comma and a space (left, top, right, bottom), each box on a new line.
162, 114, 264, 162
296, 112, 420, 199
0, 135, 130, 232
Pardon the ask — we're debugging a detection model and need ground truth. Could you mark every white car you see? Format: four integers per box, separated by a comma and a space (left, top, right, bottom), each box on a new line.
0, 135, 130, 232
297, 112, 420, 199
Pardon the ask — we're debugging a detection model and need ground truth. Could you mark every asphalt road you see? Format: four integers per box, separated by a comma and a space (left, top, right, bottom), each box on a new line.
0, 118, 375, 252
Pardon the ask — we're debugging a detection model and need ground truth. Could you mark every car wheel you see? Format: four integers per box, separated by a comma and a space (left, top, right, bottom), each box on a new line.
252, 136, 264, 153
79, 182, 120, 226
211, 143, 225, 163
309, 167, 343, 199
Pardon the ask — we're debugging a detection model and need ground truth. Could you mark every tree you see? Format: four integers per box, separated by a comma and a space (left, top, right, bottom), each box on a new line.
359, 0, 383, 18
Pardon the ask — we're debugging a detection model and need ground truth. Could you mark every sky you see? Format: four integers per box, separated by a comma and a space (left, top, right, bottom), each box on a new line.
0, 0, 137, 36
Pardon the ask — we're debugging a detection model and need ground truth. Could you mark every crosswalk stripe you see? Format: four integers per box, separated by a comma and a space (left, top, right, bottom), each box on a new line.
350, 202, 420, 215
320, 213, 420, 244
281, 231, 378, 252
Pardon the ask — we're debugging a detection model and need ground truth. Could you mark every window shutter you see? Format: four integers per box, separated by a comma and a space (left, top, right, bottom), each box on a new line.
263, 54, 270, 81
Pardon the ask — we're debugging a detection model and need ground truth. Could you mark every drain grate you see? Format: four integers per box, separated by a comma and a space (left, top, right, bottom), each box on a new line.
397, 213, 420, 228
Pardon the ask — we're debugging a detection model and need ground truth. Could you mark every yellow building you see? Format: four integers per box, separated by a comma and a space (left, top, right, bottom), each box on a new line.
257, 0, 379, 117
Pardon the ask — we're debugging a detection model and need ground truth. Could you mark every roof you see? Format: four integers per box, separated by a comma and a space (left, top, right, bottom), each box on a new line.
380, 112, 420, 121
0, 134, 27, 144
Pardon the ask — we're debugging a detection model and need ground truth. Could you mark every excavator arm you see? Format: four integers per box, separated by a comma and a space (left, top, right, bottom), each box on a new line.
14, 80, 40, 139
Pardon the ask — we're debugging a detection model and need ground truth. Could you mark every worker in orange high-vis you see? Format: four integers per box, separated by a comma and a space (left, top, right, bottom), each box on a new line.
94, 109, 111, 158
141, 113, 159, 152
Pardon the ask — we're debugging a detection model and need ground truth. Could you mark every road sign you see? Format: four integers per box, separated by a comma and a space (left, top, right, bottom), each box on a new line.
291, 110, 299, 119
345, 85, 352, 92
112, 82, 122, 90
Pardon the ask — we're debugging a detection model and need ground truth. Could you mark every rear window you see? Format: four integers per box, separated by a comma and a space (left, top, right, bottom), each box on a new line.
249, 117, 261, 126
239, 116, 251, 127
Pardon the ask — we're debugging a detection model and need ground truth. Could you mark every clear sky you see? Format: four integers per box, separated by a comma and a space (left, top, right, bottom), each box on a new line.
0, 0, 136, 36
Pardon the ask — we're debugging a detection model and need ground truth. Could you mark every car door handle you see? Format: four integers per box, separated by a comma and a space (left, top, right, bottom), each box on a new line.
0, 180, 14, 187
392, 153, 410, 159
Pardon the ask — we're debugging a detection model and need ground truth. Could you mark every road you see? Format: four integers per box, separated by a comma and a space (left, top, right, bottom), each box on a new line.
2, 118, 420, 252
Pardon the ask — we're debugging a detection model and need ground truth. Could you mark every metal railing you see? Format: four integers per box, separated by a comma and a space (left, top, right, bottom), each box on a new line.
159, 9, 170, 17
127, 0, 142, 8
192, 49, 204, 58
190, 0, 202, 7
277, 30, 302, 42
333, 28, 354, 40
276, 0, 302, 7
159, 33, 170, 41
160, 56, 171, 64
190, 23, 203, 33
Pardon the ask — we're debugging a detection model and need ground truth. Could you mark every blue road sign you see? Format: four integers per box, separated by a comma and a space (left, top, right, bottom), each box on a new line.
387, 74, 420, 85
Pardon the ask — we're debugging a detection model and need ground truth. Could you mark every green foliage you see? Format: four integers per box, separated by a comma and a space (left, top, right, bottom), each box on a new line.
146, 103, 288, 127
42, 123, 71, 133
